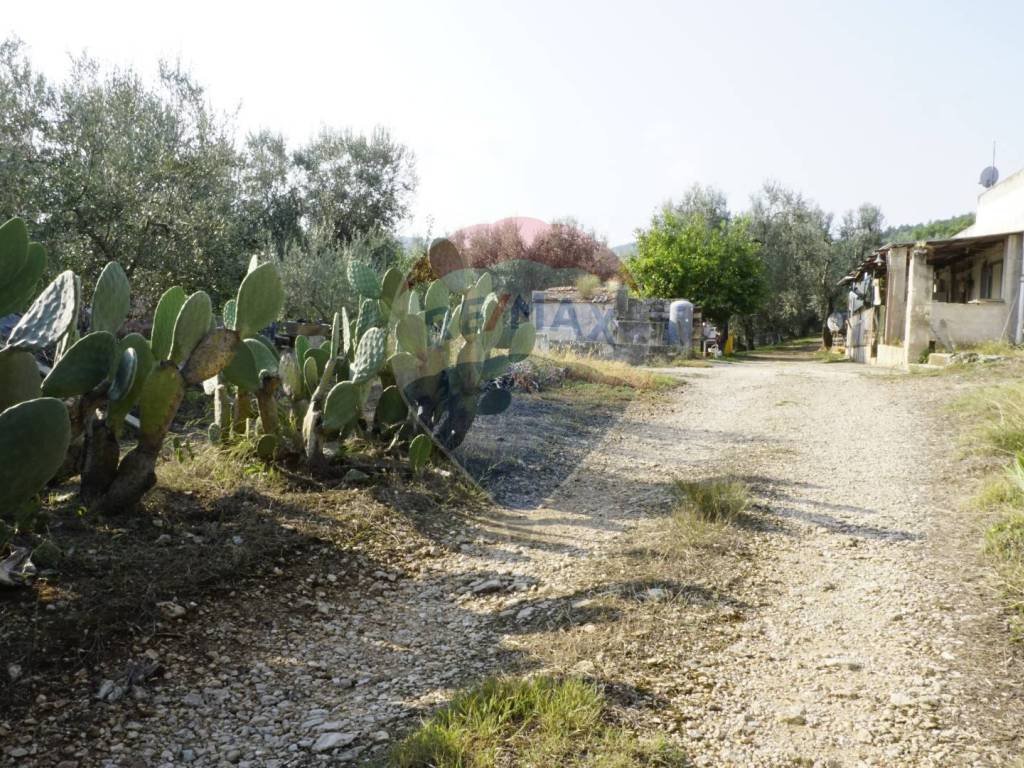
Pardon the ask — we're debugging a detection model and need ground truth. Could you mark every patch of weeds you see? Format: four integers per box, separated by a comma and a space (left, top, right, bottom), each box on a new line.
982, 455, 1024, 627
813, 349, 848, 363
963, 340, 1024, 357
648, 354, 713, 368
531, 351, 682, 392
951, 381, 1024, 456
390, 675, 686, 768
670, 479, 750, 550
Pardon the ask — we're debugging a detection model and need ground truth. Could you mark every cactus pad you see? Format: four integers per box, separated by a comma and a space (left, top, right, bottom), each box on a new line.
478, 387, 512, 415
0, 349, 41, 411
41, 331, 116, 398
278, 351, 303, 398
347, 258, 381, 299
423, 280, 450, 326
408, 433, 432, 474
107, 347, 139, 403
137, 362, 186, 451
7, 270, 79, 352
302, 355, 319, 397
355, 298, 379, 341
235, 262, 284, 339
169, 291, 213, 365
0, 242, 46, 317
256, 434, 278, 460
181, 328, 240, 385
150, 286, 187, 361
222, 298, 237, 331
381, 267, 405, 307
108, 333, 155, 429
0, 217, 29, 276
295, 335, 310, 368
374, 385, 408, 427
244, 337, 279, 378
222, 341, 261, 392
90, 261, 131, 335
323, 381, 362, 431
397, 314, 427, 356
351, 327, 386, 384
0, 397, 71, 513
508, 322, 536, 363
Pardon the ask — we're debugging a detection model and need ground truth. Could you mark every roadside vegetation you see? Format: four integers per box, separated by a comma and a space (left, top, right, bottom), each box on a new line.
391, 675, 685, 768
952, 370, 1024, 627
516, 350, 681, 394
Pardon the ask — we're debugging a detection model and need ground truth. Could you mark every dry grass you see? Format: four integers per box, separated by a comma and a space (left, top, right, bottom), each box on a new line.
534, 350, 680, 392
953, 380, 1024, 628
575, 274, 602, 300
961, 340, 1024, 357
669, 479, 751, 550
952, 380, 1024, 457
391, 675, 685, 767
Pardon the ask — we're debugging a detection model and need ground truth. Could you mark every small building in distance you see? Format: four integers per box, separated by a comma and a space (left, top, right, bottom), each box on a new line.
842, 168, 1024, 367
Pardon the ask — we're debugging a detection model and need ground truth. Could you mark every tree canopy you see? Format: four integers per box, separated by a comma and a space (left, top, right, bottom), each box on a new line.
629, 196, 765, 326
0, 37, 417, 309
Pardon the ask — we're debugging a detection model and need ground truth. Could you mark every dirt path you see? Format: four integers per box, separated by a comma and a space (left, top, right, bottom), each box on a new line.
24, 354, 1024, 767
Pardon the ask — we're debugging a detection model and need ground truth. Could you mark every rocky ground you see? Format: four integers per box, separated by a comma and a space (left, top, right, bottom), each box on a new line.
6, 351, 1024, 767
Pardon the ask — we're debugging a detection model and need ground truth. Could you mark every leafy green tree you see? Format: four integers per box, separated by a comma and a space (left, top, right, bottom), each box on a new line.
0, 37, 420, 314
40, 57, 244, 303
747, 182, 834, 342
671, 183, 731, 229
237, 130, 305, 260
0, 38, 54, 233
629, 202, 765, 338
294, 128, 417, 246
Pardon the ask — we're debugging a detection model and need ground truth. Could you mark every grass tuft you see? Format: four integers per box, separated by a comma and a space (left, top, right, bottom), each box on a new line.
669, 479, 750, 550
390, 675, 685, 768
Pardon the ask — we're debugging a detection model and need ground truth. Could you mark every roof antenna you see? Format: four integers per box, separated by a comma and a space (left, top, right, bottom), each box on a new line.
979, 140, 999, 188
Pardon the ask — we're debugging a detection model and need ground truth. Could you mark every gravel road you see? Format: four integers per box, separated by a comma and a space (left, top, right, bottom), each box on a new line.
15, 353, 1024, 767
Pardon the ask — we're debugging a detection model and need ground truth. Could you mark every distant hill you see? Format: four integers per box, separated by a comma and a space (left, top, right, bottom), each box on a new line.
883, 213, 974, 243
611, 242, 636, 259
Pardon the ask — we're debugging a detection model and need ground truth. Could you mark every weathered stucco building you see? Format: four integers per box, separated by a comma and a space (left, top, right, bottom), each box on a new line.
843, 168, 1024, 367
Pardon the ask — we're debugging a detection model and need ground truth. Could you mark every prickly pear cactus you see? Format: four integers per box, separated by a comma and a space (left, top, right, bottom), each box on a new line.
90, 261, 131, 335
41, 331, 116, 398
235, 262, 284, 339
0, 350, 41, 412
347, 258, 381, 299
6, 271, 79, 351
0, 397, 72, 517
150, 286, 187, 361
169, 291, 213, 365
0, 232, 46, 317
351, 327, 386, 384
388, 268, 536, 451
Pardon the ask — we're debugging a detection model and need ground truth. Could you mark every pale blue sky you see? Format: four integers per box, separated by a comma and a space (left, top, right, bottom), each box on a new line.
10, 1, 1024, 244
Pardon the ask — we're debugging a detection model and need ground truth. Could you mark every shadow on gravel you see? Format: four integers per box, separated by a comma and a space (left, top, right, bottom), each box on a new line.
455, 390, 636, 509
1, 483, 411, 719
742, 475, 924, 542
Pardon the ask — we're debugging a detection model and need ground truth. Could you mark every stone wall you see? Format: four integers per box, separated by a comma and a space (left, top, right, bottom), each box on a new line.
531, 288, 700, 362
